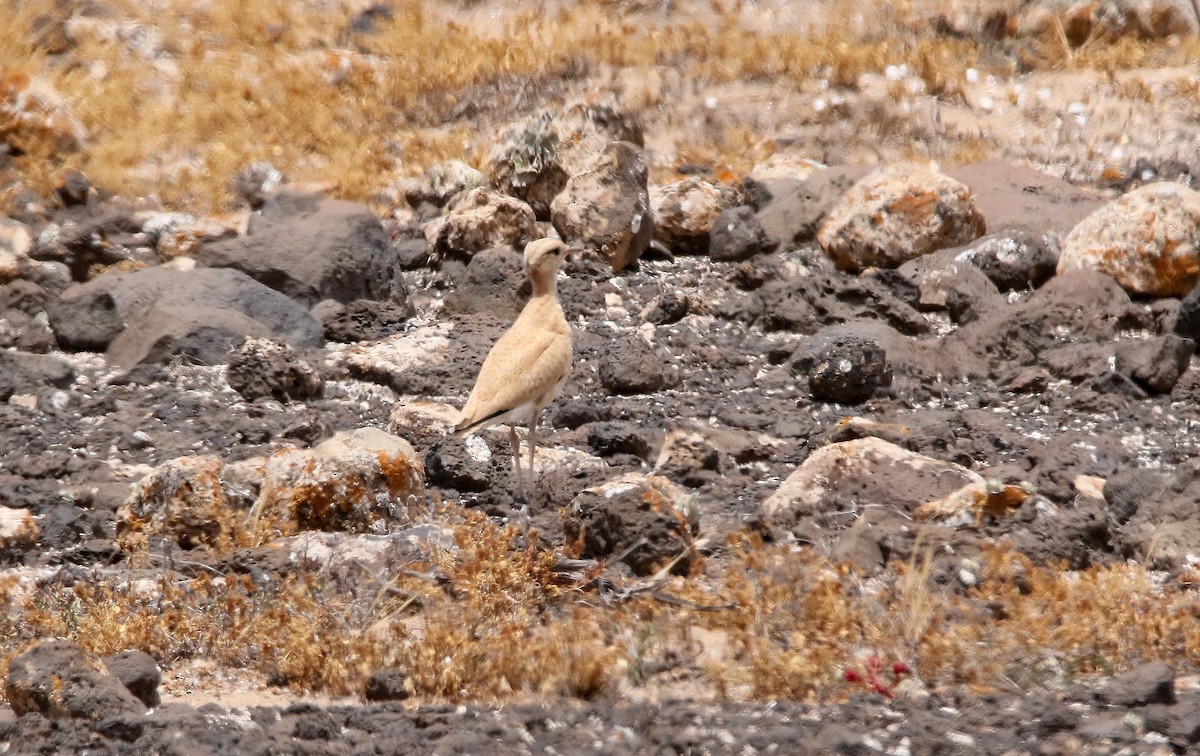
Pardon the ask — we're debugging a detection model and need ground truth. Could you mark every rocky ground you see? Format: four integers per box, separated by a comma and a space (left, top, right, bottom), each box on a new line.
7, 0, 1200, 753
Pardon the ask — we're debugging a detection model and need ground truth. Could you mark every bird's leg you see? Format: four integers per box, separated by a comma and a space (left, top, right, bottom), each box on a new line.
509, 425, 527, 501
527, 409, 539, 475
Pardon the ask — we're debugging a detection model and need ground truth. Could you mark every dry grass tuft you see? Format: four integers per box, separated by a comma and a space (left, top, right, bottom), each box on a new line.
3, 522, 1200, 705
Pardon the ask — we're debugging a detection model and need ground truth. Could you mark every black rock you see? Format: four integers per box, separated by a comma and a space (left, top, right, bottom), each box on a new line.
1173, 281, 1200, 348
708, 206, 778, 262
550, 399, 606, 429
808, 335, 890, 404
318, 298, 413, 343
1099, 661, 1176, 707
955, 230, 1060, 291
199, 189, 411, 307
444, 246, 528, 318
1121, 334, 1193, 394
364, 668, 411, 702
102, 650, 161, 708
47, 289, 123, 351
225, 338, 324, 403
424, 438, 492, 492
597, 335, 672, 395
586, 422, 653, 459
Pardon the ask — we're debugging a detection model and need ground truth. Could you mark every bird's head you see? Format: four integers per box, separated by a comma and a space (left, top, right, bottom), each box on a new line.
524, 237, 570, 277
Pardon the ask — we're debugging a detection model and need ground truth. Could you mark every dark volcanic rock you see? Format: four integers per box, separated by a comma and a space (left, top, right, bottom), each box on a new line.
807, 335, 891, 404
945, 270, 1136, 379
6, 640, 146, 720
198, 190, 410, 307
586, 421, 654, 459
1173, 280, 1200, 347
424, 437, 494, 492
56, 267, 323, 368
443, 246, 528, 319
316, 299, 413, 343
753, 270, 929, 336
909, 258, 1003, 325
597, 335, 674, 394
708, 206, 779, 262
46, 289, 123, 351
1121, 334, 1193, 394
955, 230, 1061, 291
755, 166, 870, 250
364, 668, 411, 702
0, 350, 74, 399
102, 650, 161, 708
225, 338, 324, 402
565, 475, 696, 576
1099, 661, 1176, 707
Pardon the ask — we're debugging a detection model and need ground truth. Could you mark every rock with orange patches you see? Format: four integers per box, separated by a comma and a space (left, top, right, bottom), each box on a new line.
817, 163, 986, 272
1057, 182, 1200, 297
0, 505, 39, 550
763, 437, 984, 520
914, 480, 1033, 526
116, 455, 235, 551
252, 427, 425, 535
0, 69, 86, 156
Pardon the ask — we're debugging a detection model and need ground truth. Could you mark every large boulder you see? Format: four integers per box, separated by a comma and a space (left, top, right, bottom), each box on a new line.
423, 187, 538, 260
551, 141, 652, 272
6, 640, 146, 720
650, 177, 741, 255
198, 190, 409, 306
1057, 182, 1200, 297
489, 102, 644, 220
251, 427, 425, 534
50, 266, 323, 367
763, 437, 983, 521
818, 163, 986, 271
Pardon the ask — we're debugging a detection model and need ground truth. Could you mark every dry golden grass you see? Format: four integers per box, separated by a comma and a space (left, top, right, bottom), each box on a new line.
4, 513, 1200, 705
4, 0, 1196, 213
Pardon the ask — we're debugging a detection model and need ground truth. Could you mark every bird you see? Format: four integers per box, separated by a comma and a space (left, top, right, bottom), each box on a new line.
453, 237, 573, 500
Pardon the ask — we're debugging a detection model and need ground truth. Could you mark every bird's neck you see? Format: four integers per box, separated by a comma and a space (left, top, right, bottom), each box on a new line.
530, 272, 557, 298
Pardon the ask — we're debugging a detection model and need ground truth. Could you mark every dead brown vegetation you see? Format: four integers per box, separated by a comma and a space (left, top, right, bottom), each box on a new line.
3, 0, 1198, 212
4, 512, 1200, 705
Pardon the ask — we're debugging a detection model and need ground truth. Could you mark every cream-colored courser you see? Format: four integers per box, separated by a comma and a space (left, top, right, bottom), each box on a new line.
453, 237, 573, 499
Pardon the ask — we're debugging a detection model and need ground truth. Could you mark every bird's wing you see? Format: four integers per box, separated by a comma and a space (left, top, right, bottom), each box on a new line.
455, 328, 572, 435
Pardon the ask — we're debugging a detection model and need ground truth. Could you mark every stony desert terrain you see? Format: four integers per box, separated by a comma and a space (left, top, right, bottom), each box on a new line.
5, 0, 1200, 753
